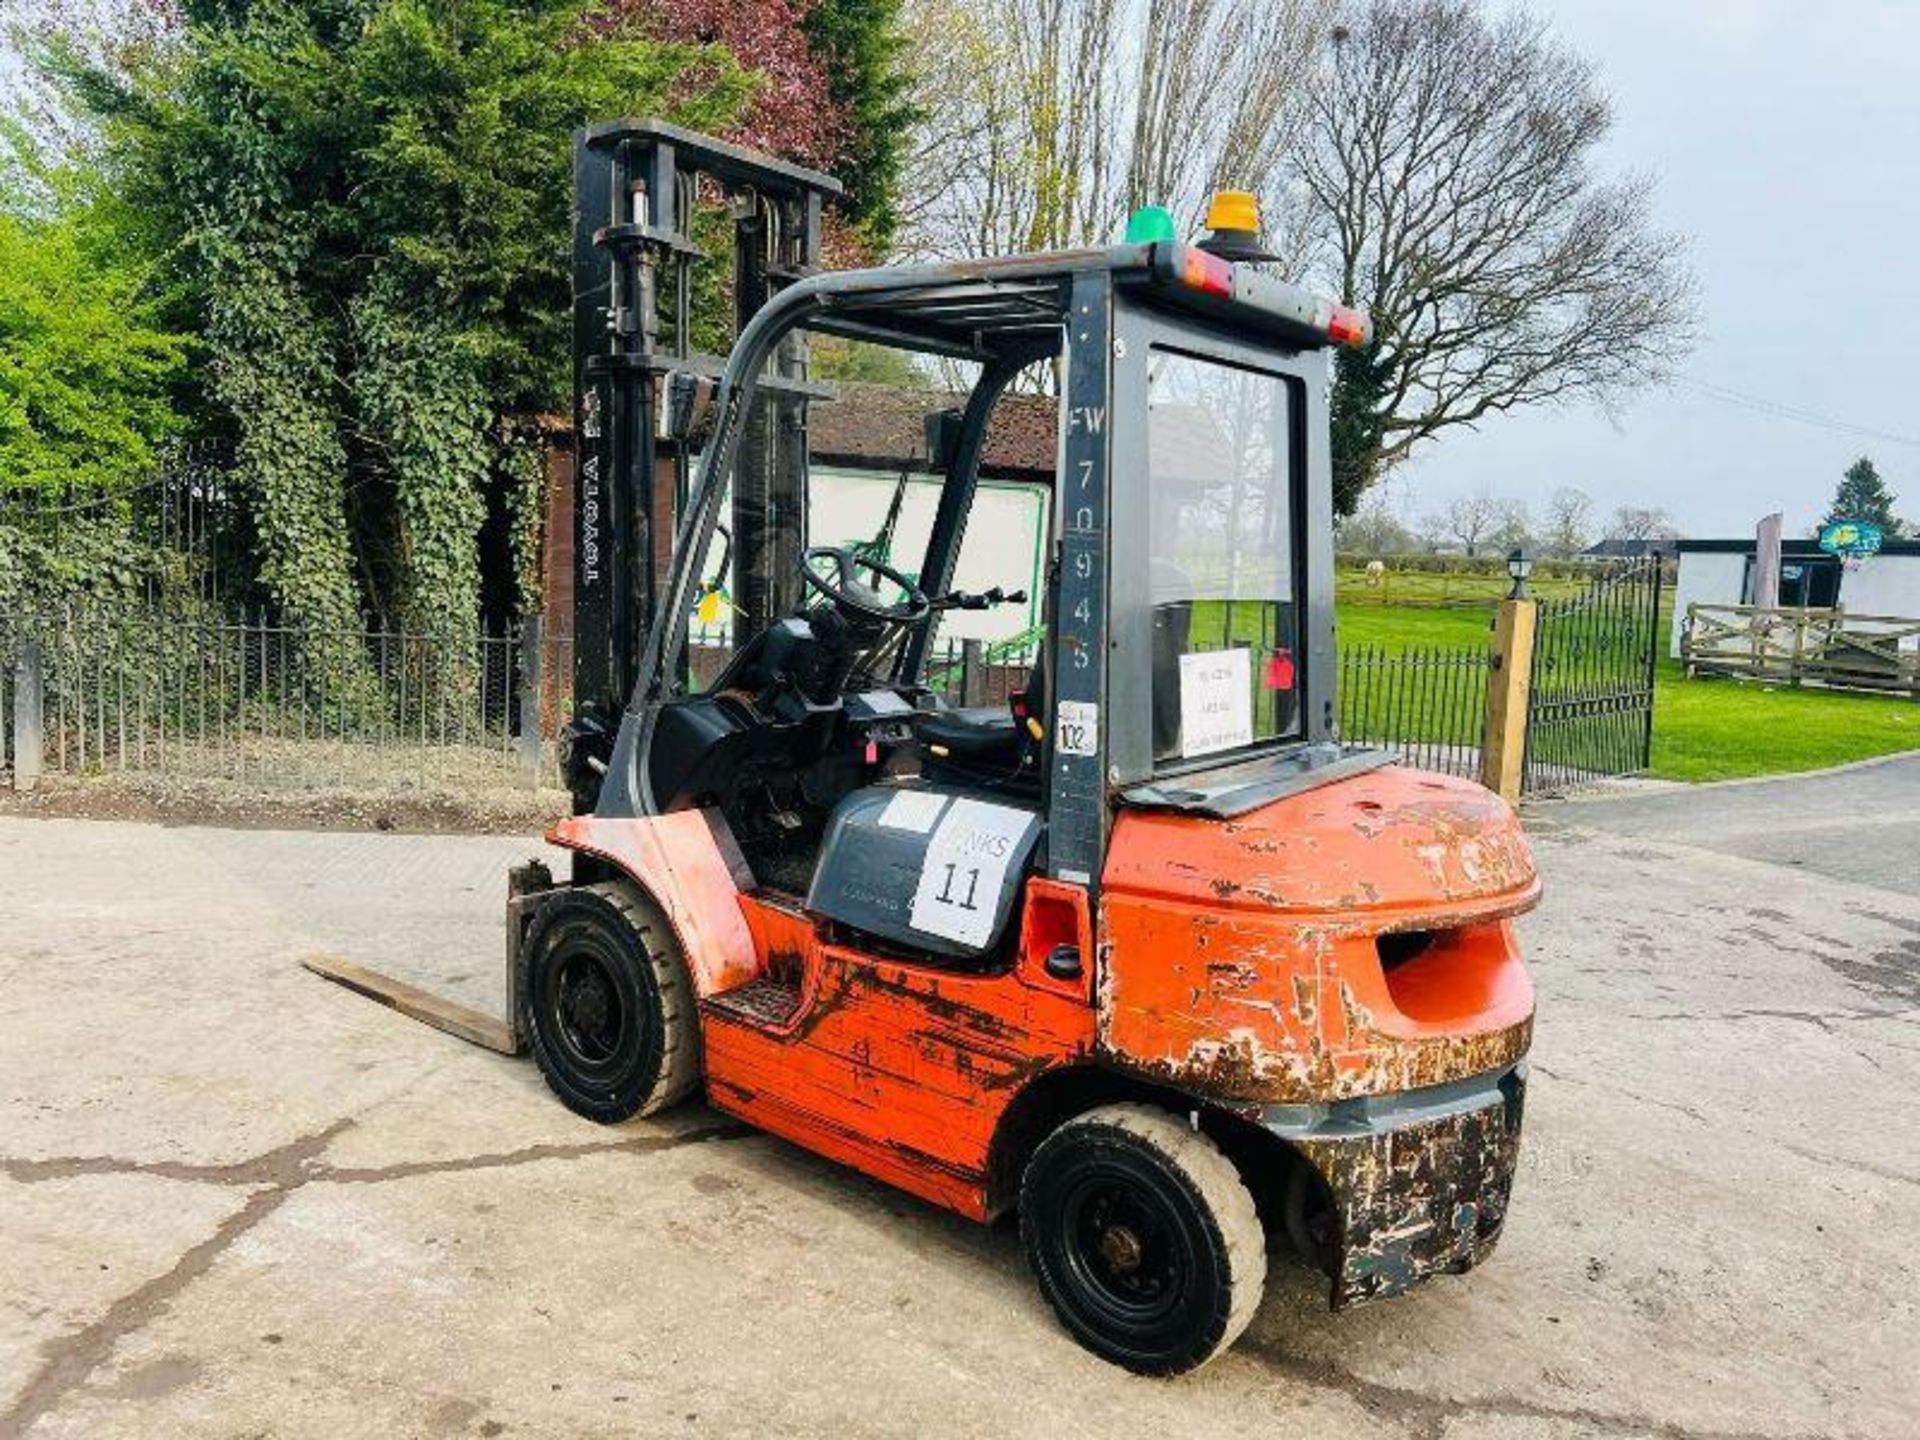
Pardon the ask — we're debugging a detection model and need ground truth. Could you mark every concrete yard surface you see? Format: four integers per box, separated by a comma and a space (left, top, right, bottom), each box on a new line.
2, 761, 1917, 1437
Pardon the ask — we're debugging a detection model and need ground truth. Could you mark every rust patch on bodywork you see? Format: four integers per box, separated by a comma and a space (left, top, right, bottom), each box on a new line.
1098, 764, 1536, 1307
698, 888, 1097, 1221
1291, 1071, 1526, 1307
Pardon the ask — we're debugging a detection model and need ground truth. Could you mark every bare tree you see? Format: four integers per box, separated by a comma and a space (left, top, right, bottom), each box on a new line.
898, 0, 1332, 261
1543, 486, 1594, 556
1336, 490, 1415, 555
1423, 491, 1502, 557
1300, 0, 1696, 510
1607, 505, 1680, 543
1489, 497, 1532, 553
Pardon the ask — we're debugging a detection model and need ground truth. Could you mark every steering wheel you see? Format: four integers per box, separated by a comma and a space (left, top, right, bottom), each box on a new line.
802, 546, 932, 627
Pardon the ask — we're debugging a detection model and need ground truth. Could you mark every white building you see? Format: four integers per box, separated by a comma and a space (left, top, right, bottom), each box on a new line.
1670, 538, 1920, 657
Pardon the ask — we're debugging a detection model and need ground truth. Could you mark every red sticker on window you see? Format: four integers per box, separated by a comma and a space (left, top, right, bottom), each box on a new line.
1264, 651, 1296, 691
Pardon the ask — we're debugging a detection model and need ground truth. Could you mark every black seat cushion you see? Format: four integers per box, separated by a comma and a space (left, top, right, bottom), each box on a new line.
915, 705, 1021, 762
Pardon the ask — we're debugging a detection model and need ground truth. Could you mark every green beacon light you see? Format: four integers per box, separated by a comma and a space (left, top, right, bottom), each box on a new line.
1123, 204, 1176, 245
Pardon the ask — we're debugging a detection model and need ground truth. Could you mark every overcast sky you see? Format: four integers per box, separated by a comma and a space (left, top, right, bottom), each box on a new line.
1379, 0, 1920, 540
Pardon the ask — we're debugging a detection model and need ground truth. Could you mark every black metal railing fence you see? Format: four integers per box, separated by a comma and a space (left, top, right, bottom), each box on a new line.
4, 602, 558, 787
2, 565, 1659, 797
1337, 642, 1490, 780
0, 605, 1046, 790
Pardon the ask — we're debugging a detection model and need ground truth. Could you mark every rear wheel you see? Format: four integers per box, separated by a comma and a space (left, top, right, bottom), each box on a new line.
1019, 1103, 1266, 1374
519, 882, 699, 1123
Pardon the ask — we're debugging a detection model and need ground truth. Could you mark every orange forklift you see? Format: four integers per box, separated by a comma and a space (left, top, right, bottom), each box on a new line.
335, 121, 1540, 1374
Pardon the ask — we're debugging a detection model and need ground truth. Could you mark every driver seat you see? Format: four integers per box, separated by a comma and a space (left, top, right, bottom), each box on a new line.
917, 643, 1049, 769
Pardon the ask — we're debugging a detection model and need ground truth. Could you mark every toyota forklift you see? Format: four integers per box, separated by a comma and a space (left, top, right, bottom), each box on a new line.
320, 120, 1540, 1374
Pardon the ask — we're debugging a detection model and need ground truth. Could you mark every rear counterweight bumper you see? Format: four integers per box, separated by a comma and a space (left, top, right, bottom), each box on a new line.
1261, 1065, 1526, 1308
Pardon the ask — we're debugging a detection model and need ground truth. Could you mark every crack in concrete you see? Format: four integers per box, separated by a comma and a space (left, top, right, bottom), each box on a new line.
1241, 1340, 1826, 1440
1, 1149, 321, 1188
1533, 1064, 1715, 1128
0, 1119, 756, 1436
313, 1120, 758, 1184
1622, 1006, 1906, 1031
1781, 1141, 1920, 1190
0, 1120, 349, 1440
0, 1121, 755, 1191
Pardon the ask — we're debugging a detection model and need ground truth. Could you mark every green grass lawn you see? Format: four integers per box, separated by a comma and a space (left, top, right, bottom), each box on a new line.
1642, 658, 1920, 781
1337, 602, 1494, 654
1335, 600, 1920, 781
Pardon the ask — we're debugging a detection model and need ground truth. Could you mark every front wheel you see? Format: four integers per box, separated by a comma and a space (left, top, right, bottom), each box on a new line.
519, 882, 699, 1123
1019, 1103, 1266, 1374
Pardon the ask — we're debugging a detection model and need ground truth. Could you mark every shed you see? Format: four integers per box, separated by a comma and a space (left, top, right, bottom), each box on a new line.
1669, 537, 1920, 657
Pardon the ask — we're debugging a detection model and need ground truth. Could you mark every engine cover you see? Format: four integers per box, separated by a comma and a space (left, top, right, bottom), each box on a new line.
807, 785, 1042, 960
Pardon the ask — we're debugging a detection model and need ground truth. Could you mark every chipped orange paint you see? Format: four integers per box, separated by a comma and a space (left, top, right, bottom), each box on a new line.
1098, 765, 1538, 1105
699, 889, 1096, 1218
550, 766, 1534, 1223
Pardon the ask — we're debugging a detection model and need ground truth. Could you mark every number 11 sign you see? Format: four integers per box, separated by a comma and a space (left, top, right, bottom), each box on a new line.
908, 798, 1038, 948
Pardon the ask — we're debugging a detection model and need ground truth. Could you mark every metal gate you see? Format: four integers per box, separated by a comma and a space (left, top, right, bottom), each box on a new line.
1524, 554, 1664, 795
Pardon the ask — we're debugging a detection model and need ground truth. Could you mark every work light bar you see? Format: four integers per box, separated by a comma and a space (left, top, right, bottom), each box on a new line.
1154, 243, 1373, 350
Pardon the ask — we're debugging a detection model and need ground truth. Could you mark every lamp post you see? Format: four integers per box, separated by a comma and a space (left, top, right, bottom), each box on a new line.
1482, 551, 1541, 805
1505, 546, 1535, 600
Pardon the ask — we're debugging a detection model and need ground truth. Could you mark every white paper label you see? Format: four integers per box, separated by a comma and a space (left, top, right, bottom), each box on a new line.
1055, 700, 1099, 757
1179, 648, 1253, 757
908, 798, 1036, 948
877, 788, 948, 833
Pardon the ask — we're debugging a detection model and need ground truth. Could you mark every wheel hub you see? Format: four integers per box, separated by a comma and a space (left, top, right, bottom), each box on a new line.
568, 971, 611, 1035
1098, 1224, 1145, 1274
553, 952, 625, 1066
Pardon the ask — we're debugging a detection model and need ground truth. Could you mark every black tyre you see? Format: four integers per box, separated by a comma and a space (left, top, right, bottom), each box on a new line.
519, 882, 699, 1123
1019, 1103, 1266, 1375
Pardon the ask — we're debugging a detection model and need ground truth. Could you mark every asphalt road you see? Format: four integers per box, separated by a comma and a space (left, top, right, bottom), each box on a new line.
1, 762, 1916, 1438
1555, 753, 1920, 895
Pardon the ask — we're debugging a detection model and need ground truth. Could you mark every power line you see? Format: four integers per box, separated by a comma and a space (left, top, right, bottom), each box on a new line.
1672, 377, 1920, 450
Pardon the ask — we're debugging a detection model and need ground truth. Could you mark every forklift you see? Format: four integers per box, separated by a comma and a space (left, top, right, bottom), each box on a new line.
319, 120, 1540, 1374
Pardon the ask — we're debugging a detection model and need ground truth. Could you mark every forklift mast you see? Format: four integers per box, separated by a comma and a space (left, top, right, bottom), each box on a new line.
566, 119, 842, 811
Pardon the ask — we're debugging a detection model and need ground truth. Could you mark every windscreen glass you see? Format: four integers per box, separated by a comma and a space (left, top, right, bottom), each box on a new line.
679, 333, 983, 690
1146, 349, 1301, 766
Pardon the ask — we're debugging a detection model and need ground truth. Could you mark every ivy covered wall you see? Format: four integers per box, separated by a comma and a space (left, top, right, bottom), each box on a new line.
43, 0, 753, 636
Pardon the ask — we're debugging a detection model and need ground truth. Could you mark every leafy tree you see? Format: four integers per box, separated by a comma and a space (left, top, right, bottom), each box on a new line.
41, 0, 751, 638
616, 1, 840, 166
802, 0, 915, 252
1302, 0, 1695, 504
0, 140, 187, 500
811, 334, 931, 385
1823, 457, 1904, 538
1328, 338, 1390, 516
616, 0, 914, 255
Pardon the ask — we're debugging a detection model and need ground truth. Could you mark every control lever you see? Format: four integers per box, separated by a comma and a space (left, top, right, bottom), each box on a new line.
935, 586, 1029, 611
